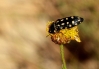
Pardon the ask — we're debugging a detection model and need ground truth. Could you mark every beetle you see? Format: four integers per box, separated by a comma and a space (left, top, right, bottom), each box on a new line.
48, 16, 84, 34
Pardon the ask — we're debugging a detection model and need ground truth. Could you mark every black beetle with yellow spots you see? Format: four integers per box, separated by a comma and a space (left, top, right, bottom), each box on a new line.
48, 16, 84, 34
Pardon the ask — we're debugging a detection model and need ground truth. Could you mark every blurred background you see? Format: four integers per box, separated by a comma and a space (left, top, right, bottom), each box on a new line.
0, 0, 99, 69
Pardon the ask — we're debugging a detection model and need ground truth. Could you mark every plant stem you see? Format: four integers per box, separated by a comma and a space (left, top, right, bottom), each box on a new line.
60, 44, 67, 69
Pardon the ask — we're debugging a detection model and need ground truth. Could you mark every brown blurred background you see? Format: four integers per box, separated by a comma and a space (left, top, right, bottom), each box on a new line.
0, 0, 99, 69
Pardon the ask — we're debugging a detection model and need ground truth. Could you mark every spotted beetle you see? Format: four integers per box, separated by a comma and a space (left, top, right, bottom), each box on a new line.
48, 16, 84, 34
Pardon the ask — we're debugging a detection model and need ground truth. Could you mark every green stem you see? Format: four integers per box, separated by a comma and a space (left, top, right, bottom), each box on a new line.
60, 44, 67, 69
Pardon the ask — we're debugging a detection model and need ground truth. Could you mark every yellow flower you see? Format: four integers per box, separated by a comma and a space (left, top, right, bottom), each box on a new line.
46, 21, 81, 44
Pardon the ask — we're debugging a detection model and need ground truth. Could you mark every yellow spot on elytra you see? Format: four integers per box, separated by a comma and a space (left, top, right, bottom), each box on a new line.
69, 24, 72, 27
61, 19, 64, 21
72, 21, 75, 24
67, 22, 69, 24
57, 24, 60, 26
71, 16, 74, 19
66, 18, 68, 20
61, 23, 65, 25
